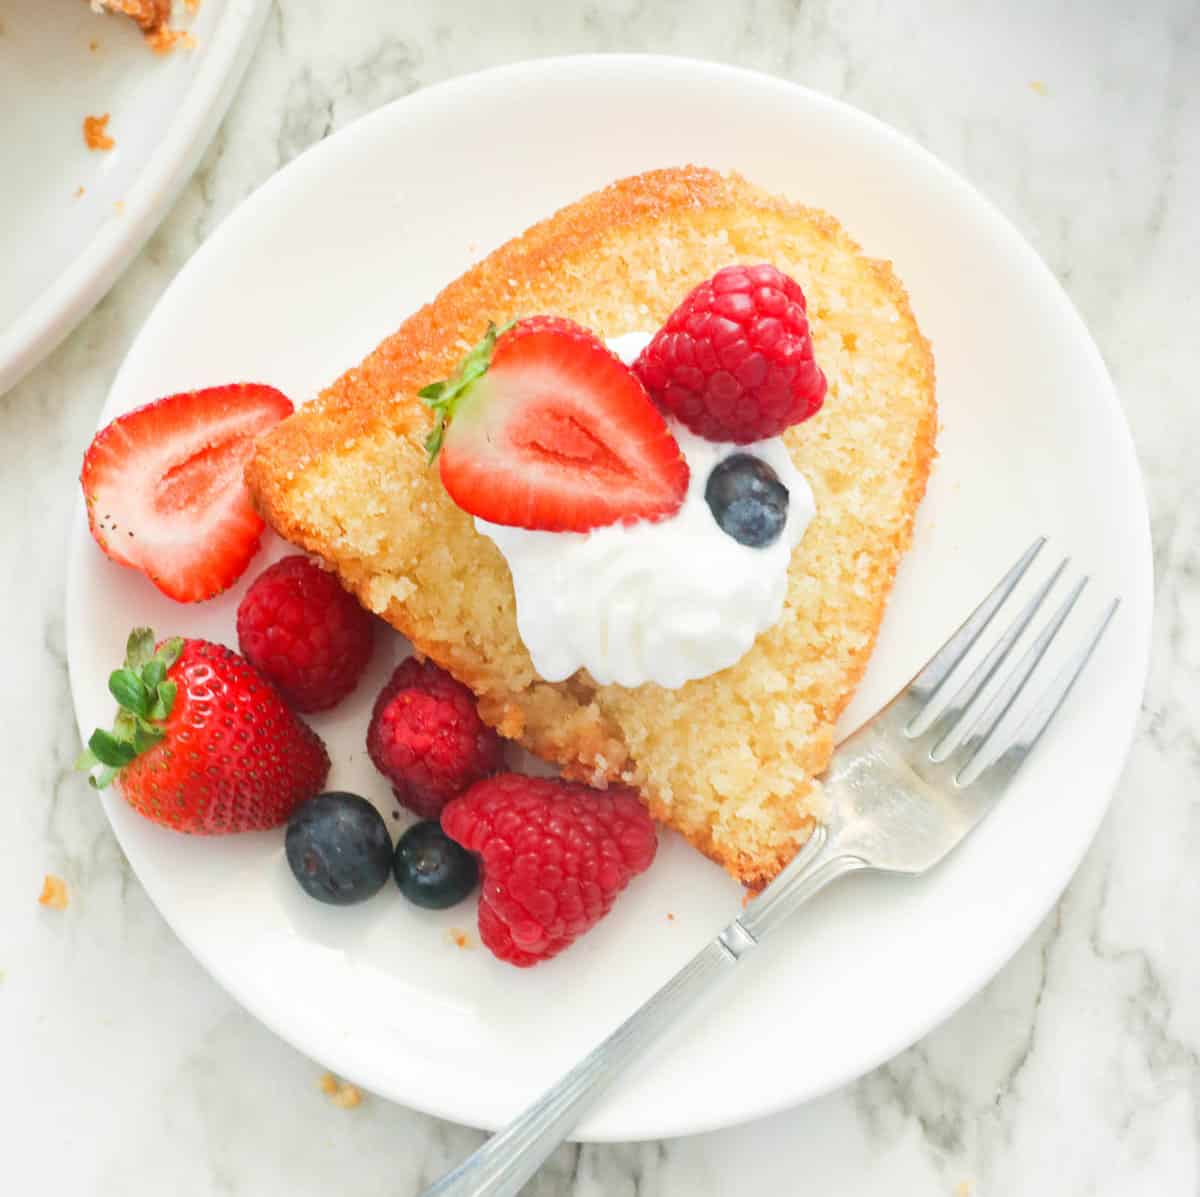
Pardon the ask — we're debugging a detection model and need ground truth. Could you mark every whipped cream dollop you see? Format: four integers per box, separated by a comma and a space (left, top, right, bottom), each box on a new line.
474, 332, 815, 689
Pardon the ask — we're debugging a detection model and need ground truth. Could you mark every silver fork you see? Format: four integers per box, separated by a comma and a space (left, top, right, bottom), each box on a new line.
421, 538, 1119, 1197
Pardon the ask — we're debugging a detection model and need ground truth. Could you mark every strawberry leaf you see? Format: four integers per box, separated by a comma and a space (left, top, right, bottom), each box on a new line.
132, 720, 165, 755
420, 320, 513, 461
148, 680, 176, 722
423, 416, 448, 460
157, 637, 184, 671
88, 729, 137, 768
109, 668, 150, 717
83, 628, 182, 788
125, 627, 156, 670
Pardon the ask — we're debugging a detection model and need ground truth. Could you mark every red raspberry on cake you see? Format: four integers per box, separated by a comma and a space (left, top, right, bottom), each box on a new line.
367, 658, 504, 819
634, 263, 827, 443
442, 774, 658, 967
236, 555, 375, 712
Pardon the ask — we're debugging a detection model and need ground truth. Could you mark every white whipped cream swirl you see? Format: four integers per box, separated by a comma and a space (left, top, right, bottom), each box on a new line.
474, 332, 815, 689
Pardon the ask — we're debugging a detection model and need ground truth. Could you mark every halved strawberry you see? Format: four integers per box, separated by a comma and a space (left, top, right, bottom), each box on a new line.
421, 317, 689, 532
81, 383, 292, 602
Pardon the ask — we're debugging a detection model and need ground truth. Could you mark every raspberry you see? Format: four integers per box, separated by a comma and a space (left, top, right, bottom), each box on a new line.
236, 555, 374, 712
634, 263, 827, 443
442, 774, 658, 967
366, 658, 504, 819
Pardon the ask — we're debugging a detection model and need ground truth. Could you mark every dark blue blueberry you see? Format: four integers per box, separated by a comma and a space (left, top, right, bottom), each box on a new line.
704, 454, 789, 547
393, 821, 479, 910
285, 792, 393, 905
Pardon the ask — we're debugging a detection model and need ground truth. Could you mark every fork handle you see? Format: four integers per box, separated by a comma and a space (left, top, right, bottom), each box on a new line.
420, 828, 856, 1197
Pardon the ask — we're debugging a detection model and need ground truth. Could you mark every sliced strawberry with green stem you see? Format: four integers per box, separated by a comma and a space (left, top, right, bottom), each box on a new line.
81, 383, 293, 602
421, 317, 689, 532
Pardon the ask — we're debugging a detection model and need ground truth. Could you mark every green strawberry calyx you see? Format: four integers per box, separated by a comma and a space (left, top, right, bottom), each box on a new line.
76, 628, 184, 790
419, 320, 514, 461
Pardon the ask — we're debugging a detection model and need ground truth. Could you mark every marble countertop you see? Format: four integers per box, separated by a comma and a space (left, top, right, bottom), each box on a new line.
3, 1, 1196, 1193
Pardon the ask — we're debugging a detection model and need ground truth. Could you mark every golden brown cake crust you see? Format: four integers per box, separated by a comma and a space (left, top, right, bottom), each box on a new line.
250, 170, 750, 474
247, 167, 937, 889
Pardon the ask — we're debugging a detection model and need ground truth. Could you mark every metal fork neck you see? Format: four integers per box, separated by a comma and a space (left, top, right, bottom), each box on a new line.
731, 825, 867, 946
717, 920, 758, 960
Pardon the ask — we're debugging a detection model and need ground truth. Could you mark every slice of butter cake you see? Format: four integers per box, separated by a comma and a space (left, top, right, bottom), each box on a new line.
246, 167, 937, 888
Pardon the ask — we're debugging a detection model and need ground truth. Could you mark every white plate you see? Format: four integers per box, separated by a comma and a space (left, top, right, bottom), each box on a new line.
0, 0, 269, 395
65, 57, 1153, 1140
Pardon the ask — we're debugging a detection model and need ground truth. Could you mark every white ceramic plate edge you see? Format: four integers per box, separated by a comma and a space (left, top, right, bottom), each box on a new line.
0, 0, 271, 396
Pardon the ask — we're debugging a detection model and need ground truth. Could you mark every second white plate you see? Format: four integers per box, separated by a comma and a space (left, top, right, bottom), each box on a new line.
0, 0, 269, 394
66, 57, 1152, 1139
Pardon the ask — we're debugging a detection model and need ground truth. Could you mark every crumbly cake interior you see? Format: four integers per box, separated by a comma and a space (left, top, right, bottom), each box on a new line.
89, 0, 171, 33
247, 168, 936, 888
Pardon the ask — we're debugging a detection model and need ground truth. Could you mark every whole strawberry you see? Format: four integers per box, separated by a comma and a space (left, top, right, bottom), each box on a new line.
367, 658, 503, 819
80, 628, 330, 833
634, 264, 827, 443
442, 774, 658, 967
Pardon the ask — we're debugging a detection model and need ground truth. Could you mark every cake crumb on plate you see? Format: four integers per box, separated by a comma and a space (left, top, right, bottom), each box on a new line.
38, 875, 69, 910
148, 26, 196, 53
83, 114, 114, 151
319, 1072, 362, 1108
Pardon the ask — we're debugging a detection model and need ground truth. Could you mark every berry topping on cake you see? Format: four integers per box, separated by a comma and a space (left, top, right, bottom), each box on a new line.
442, 774, 658, 966
237, 555, 375, 713
393, 820, 479, 910
285, 792, 394, 906
421, 316, 689, 532
80, 629, 330, 833
634, 264, 826, 443
705, 454, 790, 547
81, 383, 293, 602
366, 658, 504, 820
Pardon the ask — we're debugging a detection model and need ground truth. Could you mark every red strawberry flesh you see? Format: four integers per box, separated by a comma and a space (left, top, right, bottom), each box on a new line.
425, 318, 689, 533
81, 383, 293, 601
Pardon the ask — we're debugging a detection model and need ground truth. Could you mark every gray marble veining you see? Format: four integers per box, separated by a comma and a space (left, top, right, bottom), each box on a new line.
3, 1, 1197, 1193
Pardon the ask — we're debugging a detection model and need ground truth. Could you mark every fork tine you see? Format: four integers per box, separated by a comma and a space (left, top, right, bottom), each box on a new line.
916, 556, 1068, 743
976, 598, 1120, 784
904, 536, 1046, 722
952, 577, 1089, 783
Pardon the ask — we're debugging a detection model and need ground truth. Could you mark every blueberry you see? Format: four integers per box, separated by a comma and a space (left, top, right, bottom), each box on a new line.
393, 821, 479, 910
285, 792, 393, 906
704, 454, 789, 547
